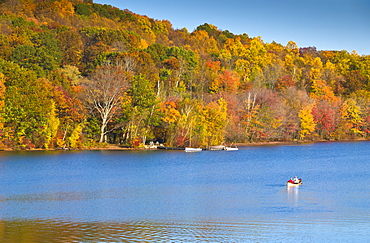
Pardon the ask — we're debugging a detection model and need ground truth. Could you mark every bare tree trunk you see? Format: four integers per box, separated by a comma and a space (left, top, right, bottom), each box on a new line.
82, 63, 131, 144
244, 92, 257, 140
99, 117, 107, 143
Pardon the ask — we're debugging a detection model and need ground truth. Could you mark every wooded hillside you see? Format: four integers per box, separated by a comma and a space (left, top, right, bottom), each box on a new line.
0, 0, 369, 149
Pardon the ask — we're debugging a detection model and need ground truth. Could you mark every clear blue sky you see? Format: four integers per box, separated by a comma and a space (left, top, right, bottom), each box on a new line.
94, 0, 370, 55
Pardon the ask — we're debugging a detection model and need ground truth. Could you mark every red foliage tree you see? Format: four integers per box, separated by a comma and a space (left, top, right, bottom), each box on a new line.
312, 100, 340, 139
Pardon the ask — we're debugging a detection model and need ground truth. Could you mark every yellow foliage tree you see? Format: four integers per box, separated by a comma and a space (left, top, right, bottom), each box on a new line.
310, 79, 339, 103
309, 57, 323, 80
136, 16, 156, 45
0, 73, 5, 145
298, 103, 316, 138
43, 101, 60, 149
54, 0, 75, 16
160, 101, 181, 124
235, 59, 252, 85
245, 37, 271, 80
196, 98, 228, 147
224, 38, 246, 57
189, 30, 219, 54
68, 123, 84, 148
158, 101, 181, 146
0, 73, 5, 114
337, 98, 363, 138
285, 41, 299, 55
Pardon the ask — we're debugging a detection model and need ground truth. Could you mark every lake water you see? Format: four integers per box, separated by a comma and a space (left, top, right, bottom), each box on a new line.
0, 141, 369, 242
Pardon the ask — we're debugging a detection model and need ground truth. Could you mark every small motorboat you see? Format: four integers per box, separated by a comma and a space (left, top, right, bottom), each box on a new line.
286, 178, 302, 186
209, 145, 225, 151
157, 146, 185, 150
224, 146, 238, 151
185, 147, 202, 152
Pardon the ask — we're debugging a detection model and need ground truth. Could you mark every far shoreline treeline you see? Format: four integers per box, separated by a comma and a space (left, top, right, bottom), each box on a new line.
1, 139, 368, 152
0, 0, 369, 151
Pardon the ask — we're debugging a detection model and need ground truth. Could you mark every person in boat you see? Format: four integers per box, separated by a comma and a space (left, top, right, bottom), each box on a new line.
293, 176, 300, 184
288, 178, 294, 183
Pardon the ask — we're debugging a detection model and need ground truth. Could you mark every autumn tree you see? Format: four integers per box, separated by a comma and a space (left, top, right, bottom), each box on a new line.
280, 87, 311, 139
0, 73, 5, 146
82, 63, 130, 143
187, 29, 219, 56
120, 74, 159, 146
210, 70, 240, 93
158, 100, 181, 146
241, 92, 259, 141
50, 66, 86, 148
172, 98, 200, 147
56, 27, 84, 66
312, 100, 339, 139
310, 78, 341, 139
310, 79, 339, 104
195, 98, 228, 147
351, 89, 370, 125
336, 98, 363, 138
245, 37, 271, 82
298, 103, 316, 139
0, 59, 57, 148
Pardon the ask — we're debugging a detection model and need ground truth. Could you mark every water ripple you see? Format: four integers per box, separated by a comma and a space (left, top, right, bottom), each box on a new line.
0, 217, 369, 242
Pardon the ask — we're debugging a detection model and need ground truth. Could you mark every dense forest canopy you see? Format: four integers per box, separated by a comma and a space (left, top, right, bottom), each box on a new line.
0, 0, 369, 149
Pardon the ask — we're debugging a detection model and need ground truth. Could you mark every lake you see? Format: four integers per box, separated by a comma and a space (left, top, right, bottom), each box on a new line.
0, 141, 369, 242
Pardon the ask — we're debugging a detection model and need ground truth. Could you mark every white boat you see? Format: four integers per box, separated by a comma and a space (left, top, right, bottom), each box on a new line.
224, 146, 238, 151
209, 145, 225, 151
286, 178, 302, 186
185, 147, 202, 152
286, 181, 302, 187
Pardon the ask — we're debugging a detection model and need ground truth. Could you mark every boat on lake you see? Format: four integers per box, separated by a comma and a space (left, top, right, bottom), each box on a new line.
209, 145, 226, 151
224, 146, 238, 151
286, 178, 302, 186
157, 146, 185, 150
185, 147, 202, 152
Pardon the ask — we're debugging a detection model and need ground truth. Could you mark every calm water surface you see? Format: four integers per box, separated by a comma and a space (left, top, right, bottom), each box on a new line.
0, 141, 369, 242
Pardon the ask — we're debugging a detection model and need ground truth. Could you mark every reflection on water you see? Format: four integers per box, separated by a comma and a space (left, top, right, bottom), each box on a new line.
0, 142, 369, 242
286, 186, 300, 207
1, 217, 369, 242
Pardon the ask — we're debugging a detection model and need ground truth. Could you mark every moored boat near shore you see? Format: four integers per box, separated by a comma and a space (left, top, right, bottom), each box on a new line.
209, 145, 226, 151
157, 146, 185, 150
185, 147, 202, 152
224, 146, 238, 151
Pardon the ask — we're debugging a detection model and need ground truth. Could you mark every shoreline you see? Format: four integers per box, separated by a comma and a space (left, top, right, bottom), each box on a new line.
1, 139, 368, 152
